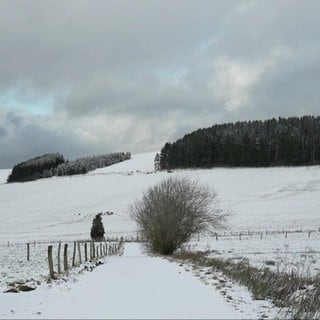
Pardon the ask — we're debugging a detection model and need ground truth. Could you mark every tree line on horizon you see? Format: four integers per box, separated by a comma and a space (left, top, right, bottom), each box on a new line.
159, 116, 320, 169
7, 152, 131, 183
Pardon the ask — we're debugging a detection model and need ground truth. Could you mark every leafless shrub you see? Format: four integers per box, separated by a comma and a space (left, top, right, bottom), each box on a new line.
131, 176, 230, 255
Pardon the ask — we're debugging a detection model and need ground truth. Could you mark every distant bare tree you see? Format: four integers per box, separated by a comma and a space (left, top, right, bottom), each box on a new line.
131, 176, 230, 255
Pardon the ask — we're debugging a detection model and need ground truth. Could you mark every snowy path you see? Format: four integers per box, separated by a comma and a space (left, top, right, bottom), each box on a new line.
1, 243, 244, 319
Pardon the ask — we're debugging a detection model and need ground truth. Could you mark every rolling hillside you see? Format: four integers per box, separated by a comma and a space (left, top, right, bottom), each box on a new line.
1, 152, 320, 318
0, 151, 319, 243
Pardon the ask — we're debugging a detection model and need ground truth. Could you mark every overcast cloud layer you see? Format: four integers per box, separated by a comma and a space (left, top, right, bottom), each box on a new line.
0, 0, 319, 168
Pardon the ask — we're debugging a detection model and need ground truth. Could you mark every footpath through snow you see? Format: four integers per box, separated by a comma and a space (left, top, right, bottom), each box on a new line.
2, 243, 265, 319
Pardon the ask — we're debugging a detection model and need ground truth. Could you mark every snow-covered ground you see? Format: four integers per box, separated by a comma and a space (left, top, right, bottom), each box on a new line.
0, 243, 278, 319
1, 152, 319, 244
0, 169, 11, 184
0, 240, 118, 291
187, 231, 320, 277
1, 151, 320, 318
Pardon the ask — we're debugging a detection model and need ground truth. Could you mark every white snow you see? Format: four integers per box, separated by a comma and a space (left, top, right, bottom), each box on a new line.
0, 243, 277, 319
93, 151, 157, 174
43, 243, 242, 319
1, 153, 319, 244
1, 151, 320, 318
186, 231, 320, 277
0, 169, 10, 184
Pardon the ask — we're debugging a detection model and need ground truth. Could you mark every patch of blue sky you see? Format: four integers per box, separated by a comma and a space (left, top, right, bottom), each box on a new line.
0, 89, 54, 115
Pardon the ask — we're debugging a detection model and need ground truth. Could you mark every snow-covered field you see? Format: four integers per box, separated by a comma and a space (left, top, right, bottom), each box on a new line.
187, 231, 320, 278
1, 151, 320, 318
1, 152, 319, 244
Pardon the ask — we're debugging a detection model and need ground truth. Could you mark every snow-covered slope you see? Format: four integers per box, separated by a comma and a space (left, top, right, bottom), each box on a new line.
93, 151, 157, 173
0, 169, 10, 184
0, 152, 320, 243
1, 152, 319, 319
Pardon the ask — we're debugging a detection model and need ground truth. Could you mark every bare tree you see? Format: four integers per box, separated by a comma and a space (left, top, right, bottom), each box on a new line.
131, 176, 230, 255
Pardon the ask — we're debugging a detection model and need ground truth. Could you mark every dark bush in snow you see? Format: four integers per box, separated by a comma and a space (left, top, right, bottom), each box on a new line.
90, 213, 105, 241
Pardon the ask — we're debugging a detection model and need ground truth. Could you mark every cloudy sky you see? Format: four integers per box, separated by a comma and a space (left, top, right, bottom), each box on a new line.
0, 0, 319, 168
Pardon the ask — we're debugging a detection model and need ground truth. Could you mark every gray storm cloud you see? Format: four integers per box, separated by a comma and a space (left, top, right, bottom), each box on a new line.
0, 0, 319, 168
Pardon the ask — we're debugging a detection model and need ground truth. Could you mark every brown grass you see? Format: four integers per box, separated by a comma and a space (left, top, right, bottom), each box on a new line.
172, 251, 320, 319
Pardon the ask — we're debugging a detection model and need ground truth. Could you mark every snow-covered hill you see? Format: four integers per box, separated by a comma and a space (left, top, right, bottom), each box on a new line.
1, 152, 320, 319
0, 169, 11, 184
0, 151, 320, 243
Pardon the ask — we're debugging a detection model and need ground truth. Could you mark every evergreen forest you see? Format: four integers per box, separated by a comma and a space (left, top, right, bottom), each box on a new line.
8, 152, 131, 183
160, 116, 320, 169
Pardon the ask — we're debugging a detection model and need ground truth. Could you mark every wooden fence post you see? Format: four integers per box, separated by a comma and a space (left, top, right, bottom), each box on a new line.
57, 242, 61, 274
84, 242, 88, 261
92, 242, 95, 259
48, 245, 54, 279
77, 241, 82, 264
239, 233, 242, 240
285, 231, 288, 239
27, 243, 30, 261
260, 232, 263, 240
100, 242, 103, 257
308, 230, 311, 238
64, 244, 68, 272
72, 241, 76, 267
215, 233, 218, 241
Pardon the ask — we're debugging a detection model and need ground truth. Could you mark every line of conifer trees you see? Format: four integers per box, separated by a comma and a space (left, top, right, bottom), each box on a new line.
7, 152, 131, 182
160, 116, 320, 169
